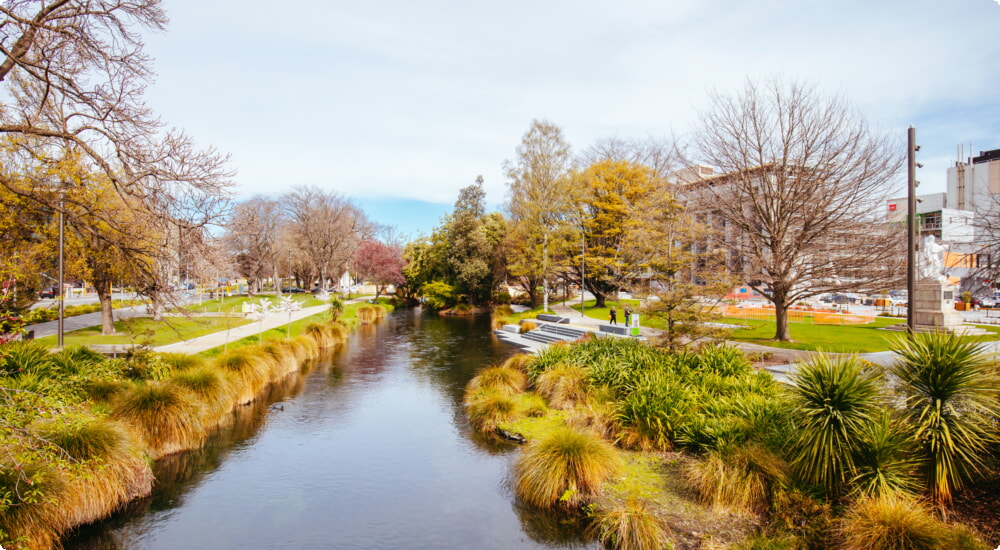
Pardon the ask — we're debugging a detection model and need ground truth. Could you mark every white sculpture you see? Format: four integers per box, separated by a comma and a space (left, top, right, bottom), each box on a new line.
918, 235, 945, 281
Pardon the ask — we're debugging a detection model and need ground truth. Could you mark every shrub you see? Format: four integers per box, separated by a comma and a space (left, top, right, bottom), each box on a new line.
684, 443, 789, 515
838, 494, 951, 550
466, 366, 527, 396
0, 341, 53, 377
888, 331, 1000, 504
614, 371, 692, 451
0, 463, 65, 550
788, 354, 883, 497
465, 389, 519, 433
38, 417, 152, 530
213, 348, 271, 403
513, 426, 621, 508
83, 378, 130, 403
588, 498, 672, 550
111, 381, 205, 456
169, 366, 237, 424
535, 363, 589, 410
158, 352, 207, 372
519, 320, 537, 333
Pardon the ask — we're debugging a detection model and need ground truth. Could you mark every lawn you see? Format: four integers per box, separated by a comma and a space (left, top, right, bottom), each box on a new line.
34, 315, 254, 349
566, 299, 1000, 353
179, 293, 331, 314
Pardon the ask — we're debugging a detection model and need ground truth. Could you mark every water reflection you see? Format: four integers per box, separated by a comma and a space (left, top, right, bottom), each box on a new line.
64, 309, 596, 549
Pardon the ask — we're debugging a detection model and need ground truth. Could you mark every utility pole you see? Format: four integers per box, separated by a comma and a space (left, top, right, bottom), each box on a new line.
906, 126, 920, 332
57, 191, 65, 349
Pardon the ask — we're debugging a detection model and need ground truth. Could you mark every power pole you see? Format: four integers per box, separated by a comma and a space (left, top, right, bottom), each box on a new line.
906, 126, 920, 332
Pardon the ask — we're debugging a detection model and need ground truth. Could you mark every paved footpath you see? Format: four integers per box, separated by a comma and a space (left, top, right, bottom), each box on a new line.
24, 297, 374, 355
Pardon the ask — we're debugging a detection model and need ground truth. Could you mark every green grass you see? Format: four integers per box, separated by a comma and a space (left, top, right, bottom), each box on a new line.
566, 299, 643, 325
33, 316, 254, 349
728, 317, 1000, 352
178, 293, 329, 314
199, 301, 389, 357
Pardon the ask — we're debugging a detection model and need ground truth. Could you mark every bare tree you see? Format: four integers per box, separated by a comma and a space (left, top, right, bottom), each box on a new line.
0, 1, 233, 298
691, 78, 904, 341
581, 135, 683, 181
283, 186, 371, 291
224, 196, 284, 295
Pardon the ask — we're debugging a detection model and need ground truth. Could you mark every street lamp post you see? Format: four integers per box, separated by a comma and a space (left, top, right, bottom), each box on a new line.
580, 232, 585, 317
57, 191, 65, 350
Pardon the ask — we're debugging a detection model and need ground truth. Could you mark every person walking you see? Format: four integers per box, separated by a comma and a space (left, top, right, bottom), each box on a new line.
609, 306, 617, 325
624, 306, 632, 326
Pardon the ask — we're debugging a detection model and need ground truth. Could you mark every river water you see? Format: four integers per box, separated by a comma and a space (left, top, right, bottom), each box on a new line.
64, 310, 597, 549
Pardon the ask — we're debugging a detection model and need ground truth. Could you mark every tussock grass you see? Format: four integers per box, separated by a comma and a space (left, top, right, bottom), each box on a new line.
111, 382, 205, 457
501, 353, 533, 373
466, 389, 519, 433
303, 322, 348, 348
684, 443, 788, 516
212, 348, 271, 404
513, 426, 621, 509
290, 335, 319, 363
467, 366, 527, 396
0, 464, 65, 550
159, 352, 208, 372
169, 366, 238, 424
356, 305, 384, 324
50, 345, 105, 375
588, 498, 672, 550
40, 418, 153, 530
520, 320, 537, 333
82, 378, 130, 403
838, 494, 952, 550
536, 363, 589, 410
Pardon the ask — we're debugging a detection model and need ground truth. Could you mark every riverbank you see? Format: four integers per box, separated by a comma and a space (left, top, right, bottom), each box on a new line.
0, 302, 392, 549
465, 336, 997, 549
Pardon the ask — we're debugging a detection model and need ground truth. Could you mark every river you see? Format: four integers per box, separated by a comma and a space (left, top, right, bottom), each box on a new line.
64, 310, 597, 549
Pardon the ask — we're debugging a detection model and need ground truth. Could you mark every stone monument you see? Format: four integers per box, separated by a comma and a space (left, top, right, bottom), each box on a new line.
912, 235, 978, 334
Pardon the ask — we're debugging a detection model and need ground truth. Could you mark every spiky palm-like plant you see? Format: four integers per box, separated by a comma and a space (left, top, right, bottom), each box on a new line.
788, 354, 883, 497
889, 331, 1000, 505
850, 411, 918, 499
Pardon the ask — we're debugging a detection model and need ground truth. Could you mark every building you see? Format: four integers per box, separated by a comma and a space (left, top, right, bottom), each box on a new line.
885, 192, 980, 286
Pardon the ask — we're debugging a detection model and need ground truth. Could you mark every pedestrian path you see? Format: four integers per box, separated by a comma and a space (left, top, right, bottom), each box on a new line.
154, 305, 332, 354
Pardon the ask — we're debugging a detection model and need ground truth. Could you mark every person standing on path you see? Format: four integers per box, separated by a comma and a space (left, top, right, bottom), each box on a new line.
609, 306, 617, 325
624, 306, 632, 326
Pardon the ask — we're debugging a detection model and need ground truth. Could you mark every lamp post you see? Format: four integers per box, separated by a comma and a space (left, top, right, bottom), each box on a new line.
57, 190, 65, 350
906, 126, 919, 332
580, 232, 586, 317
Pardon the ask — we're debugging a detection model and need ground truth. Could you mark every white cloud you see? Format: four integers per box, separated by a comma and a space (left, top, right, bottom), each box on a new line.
144, 0, 1000, 216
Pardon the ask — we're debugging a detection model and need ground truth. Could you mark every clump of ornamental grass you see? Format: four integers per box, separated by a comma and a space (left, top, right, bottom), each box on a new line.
82, 378, 130, 403
290, 335, 319, 363
513, 426, 621, 509
111, 381, 205, 457
40, 417, 153, 530
501, 353, 533, 373
303, 322, 343, 348
0, 463, 65, 550
535, 363, 590, 410
212, 348, 271, 404
566, 390, 618, 439
168, 366, 238, 424
684, 443, 789, 516
837, 494, 954, 550
0, 340, 54, 377
466, 365, 527, 396
356, 305, 383, 324
519, 320, 537, 333
49, 345, 105, 375
587, 498, 672, 550
465, 389, 519, 433
257, 342, 296, 379
158, 352, 208, 372
613, 371, 691, 452
730, 532, 801, 550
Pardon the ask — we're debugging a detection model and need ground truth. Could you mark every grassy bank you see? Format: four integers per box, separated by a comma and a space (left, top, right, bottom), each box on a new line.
0, 301, 393, 549
33, 316, 255, 349
464, 336, 997, 549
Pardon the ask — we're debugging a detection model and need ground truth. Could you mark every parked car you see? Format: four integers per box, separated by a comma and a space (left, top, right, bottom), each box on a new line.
977, 296, 996, 308
281, 286, 306, 294
38, 287, 57, 299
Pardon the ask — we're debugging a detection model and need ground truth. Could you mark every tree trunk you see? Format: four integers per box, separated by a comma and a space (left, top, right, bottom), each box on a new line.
151, 293, 165, 321
96, 282, 115, 335
275, 265, 282, 296
773, 292, 792, 341
593, 291, 607, 309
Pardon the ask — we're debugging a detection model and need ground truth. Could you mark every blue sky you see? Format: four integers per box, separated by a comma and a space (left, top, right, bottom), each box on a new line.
143, 0, 1000, 237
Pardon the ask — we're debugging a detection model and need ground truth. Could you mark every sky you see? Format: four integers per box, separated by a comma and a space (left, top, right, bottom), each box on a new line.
142, 0, 1000, 238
